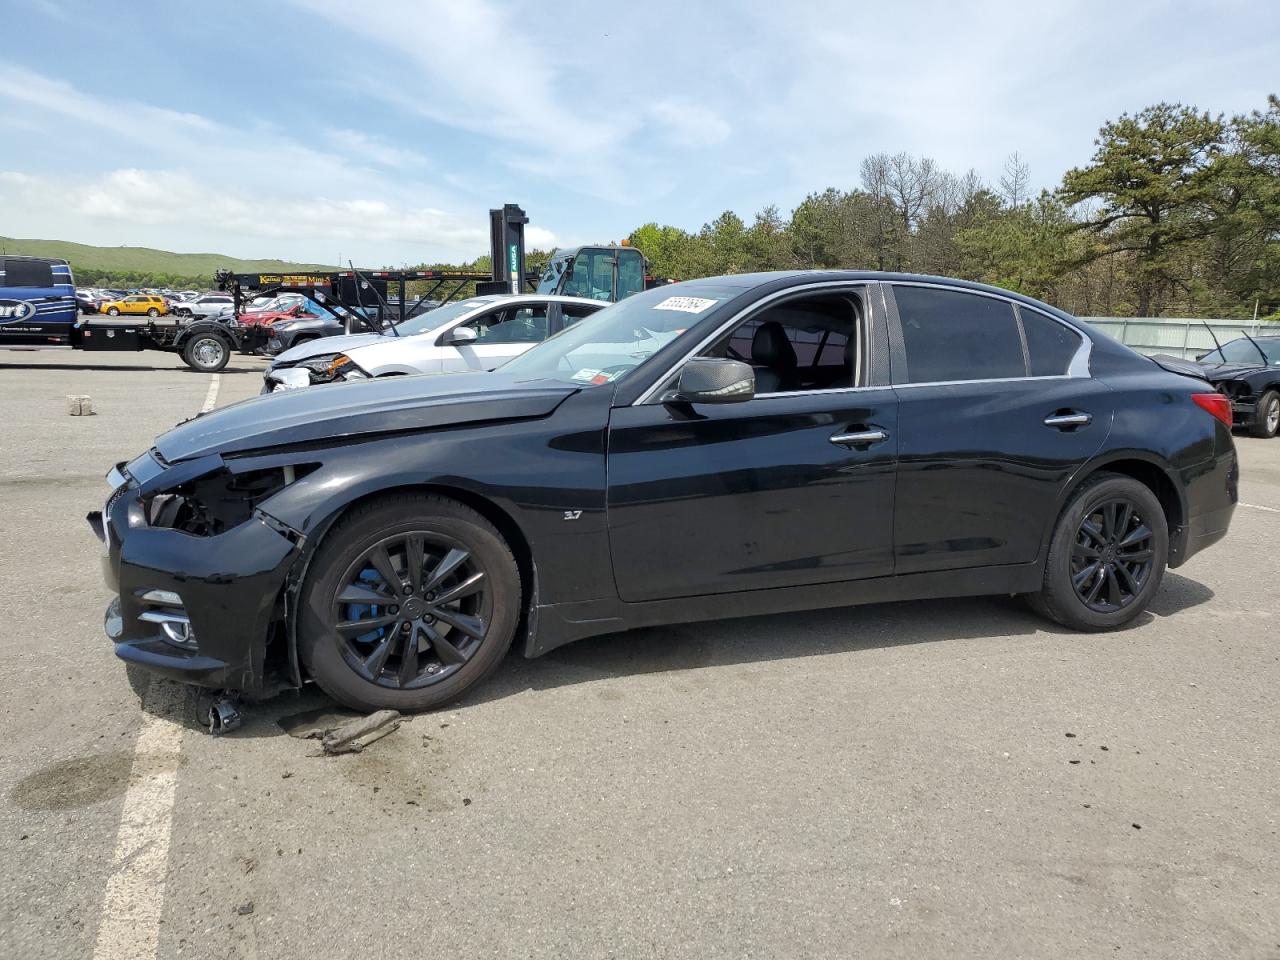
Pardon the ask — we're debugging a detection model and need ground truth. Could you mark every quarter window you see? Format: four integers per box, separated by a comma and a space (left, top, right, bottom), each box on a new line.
1019, 306, 1082, 376
894, 286, 1024, 383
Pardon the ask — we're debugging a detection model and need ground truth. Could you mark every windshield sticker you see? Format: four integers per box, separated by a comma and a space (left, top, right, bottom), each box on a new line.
654, 296, 719, 315
570, 368, 602, 384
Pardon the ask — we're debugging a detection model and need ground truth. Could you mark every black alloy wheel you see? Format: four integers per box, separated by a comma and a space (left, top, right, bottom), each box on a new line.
332, 533, 490, 690
1028, 472, 1168, 631
1069, 498, 1155, 613
298, 495, 521, 712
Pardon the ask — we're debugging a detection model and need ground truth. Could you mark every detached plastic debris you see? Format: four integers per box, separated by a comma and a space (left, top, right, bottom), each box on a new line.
278, 707, 407, 755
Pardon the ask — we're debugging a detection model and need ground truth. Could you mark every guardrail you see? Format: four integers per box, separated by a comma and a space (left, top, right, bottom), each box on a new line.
1079, 316, 1275, 359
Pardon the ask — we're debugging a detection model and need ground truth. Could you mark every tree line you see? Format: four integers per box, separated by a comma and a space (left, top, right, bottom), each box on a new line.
628, 96, 1280, 320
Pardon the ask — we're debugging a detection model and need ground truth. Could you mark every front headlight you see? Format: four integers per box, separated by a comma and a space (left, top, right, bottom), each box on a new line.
300, 353, 356, 381
142, 462, 319, 537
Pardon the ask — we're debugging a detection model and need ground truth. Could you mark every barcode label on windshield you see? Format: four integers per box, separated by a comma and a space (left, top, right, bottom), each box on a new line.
654, 296, 719, 314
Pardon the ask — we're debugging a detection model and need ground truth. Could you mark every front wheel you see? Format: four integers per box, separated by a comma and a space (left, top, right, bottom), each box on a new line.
182, 333, 230, 372
1249, 389, 1279, 439
107, 307, 120, 316
1027, 473, 1168, 631
298, 495, 521, 712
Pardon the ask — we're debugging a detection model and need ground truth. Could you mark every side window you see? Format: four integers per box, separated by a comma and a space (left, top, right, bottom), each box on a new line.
2, 260, 55, 288
560, 304, 600, 329
464, 305, 549, 343
699, 291, 863, 393
894, 286, 1024, 383
1019, 306, 1082, 376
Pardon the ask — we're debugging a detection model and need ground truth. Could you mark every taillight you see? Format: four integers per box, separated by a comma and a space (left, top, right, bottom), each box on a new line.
1193, 392, 1232, 428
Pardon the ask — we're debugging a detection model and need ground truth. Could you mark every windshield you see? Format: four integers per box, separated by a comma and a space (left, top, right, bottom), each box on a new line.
500, 283, 739, 385
1202, 337, 1280, 364
389, 298, 492, 336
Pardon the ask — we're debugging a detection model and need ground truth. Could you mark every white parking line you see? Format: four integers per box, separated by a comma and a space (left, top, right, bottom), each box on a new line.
91, 682, 186, 960
92, 372, 220, 959
1240, 501, 1280, 513
201, 373, 221, 413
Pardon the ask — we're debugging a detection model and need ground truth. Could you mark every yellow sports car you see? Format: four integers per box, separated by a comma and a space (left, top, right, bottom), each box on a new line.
102, 295, 168, 317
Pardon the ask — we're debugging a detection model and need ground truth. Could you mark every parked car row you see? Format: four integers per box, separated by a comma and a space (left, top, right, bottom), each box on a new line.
93, 270, 1239, 720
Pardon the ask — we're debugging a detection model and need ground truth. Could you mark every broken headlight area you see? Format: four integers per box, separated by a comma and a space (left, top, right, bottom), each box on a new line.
299, 353, 364, 384
141, 462, 319, 537
1214, 380, 1251, 401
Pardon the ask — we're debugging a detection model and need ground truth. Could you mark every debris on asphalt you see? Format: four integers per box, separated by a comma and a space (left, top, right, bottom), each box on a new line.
279, 706, 409, 754
1132, 823, 1142, 830
1065, 732, 1077, 738
235, 902, 255, 916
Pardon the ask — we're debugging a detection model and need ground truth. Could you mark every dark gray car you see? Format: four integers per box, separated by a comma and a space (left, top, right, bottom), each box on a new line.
264, 313, 348, 354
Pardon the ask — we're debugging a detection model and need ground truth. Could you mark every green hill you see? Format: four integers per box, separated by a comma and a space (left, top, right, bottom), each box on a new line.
0, 237, 335, 284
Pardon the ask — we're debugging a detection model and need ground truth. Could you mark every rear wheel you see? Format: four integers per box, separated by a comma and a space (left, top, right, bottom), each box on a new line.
1028, 473, 1168, 631
147, 307, 160, 317
298, 495, 521, 712
182, 333, 230, 372
1248, 389, 1279, 439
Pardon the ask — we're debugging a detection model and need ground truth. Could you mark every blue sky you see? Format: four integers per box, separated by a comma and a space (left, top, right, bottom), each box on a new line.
2, 0, 1278, 266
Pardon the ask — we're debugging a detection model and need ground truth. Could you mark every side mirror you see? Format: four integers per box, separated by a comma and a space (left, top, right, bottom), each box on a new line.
671, 357, 755, 404
443, 325, 478, 346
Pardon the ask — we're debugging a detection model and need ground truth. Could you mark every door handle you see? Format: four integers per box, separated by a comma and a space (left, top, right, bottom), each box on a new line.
830, 428, 888, 448
1043, 411, 1092, 429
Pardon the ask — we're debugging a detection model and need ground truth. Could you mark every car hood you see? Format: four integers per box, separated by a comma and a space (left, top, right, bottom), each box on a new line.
154, 372, 579, 462
1197, 361, 1267, 380
272, 332, 388, 366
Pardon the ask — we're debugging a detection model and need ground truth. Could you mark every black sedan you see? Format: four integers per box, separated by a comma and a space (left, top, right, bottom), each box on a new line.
1190, 335, 1280, 438
91, 272, 1238, 714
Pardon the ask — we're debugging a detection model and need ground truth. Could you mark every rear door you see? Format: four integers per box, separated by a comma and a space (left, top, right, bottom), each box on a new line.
886, 283, 1114, 574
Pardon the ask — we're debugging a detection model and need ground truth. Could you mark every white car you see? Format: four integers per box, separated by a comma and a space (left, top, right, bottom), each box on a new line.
176, 293, 235, 319
261, 294, 607, 392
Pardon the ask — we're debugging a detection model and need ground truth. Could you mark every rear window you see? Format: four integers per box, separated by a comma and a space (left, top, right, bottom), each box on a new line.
2, 259, 56, 289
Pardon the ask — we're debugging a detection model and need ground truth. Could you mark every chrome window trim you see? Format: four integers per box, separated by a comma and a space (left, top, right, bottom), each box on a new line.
632, 281, 873, 406
889, 280, 1092, 383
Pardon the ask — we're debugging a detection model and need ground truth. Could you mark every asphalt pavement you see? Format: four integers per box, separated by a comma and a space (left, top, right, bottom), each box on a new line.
1, 350, 1277, 959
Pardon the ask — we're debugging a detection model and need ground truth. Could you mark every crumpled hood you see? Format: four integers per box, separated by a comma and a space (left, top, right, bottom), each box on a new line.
155, 372, 578, 462
271, 332, 389, 366
1198, 360, 1266, 381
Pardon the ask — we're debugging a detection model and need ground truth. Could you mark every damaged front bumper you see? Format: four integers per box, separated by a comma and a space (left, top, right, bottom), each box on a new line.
89, 455, 304, 694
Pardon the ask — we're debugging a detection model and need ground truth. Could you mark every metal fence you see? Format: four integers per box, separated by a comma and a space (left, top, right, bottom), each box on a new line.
1079, 316, 1274, 359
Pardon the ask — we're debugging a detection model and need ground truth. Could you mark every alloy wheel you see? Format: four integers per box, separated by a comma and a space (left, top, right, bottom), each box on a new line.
1070, 498, 1154, 613
1266, 397, 1279, 435
332, 532, 489, 689
192, 338, 225, 368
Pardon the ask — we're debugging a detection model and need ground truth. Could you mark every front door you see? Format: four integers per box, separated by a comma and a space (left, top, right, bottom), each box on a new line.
441, 302, 551, 373
606, 285, 898, 602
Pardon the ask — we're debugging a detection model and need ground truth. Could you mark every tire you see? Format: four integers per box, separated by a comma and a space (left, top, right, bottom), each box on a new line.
147, 307, 160, 317
182, 333, 231, 372
107, 307, 120, 316
1248, 389, 1279, 439
1027, 472, 1168, 631
298, 495, 521, 712
292, 334, 318, 347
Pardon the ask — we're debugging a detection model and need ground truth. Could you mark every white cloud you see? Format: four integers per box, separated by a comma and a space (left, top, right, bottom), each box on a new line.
0, 66, 497, 262
647, 99, 732, 148
0, 168, 490, 264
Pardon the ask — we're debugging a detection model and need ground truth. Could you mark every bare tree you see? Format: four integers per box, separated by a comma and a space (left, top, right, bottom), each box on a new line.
999, 152, 1031, 208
